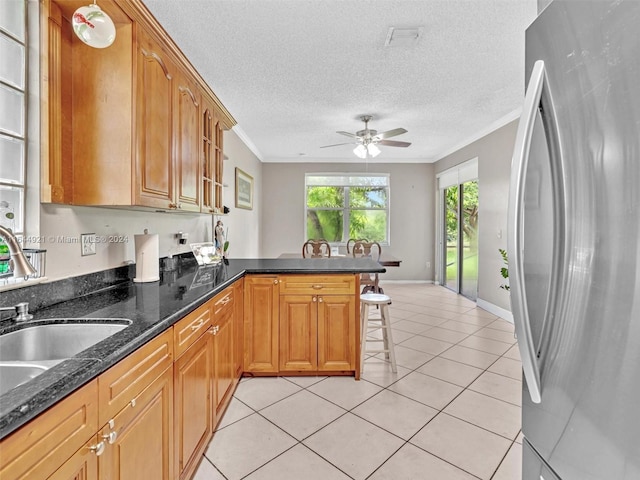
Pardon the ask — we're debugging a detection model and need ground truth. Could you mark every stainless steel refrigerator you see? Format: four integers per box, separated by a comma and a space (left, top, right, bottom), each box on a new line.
507, 1, 640, 479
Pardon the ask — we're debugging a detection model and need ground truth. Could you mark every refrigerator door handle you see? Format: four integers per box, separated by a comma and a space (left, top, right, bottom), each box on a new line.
508, 60, 546, 404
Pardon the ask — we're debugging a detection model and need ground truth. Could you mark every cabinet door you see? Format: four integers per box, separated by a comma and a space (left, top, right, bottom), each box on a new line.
174, 332, 213, 480
99, 366, 174, 480
0, 380, 98, 480
244, 276, 280, 373
279, 295, 318, 371
135, 30, 174, 209
48, 437, 99, 480
233, 279, 244, 378
317, 295, 357, 372
174, 69, 201, 212
213, 312, 234, 417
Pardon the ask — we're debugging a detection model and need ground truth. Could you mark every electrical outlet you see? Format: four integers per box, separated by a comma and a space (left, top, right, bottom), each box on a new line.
81, 233, 96, 256
426, 261, 431, 269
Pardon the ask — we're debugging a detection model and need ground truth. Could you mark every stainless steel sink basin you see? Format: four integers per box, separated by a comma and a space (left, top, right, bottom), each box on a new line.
0, 320, 131, 362
0, 363, 48, 396
0, 320, 131, 396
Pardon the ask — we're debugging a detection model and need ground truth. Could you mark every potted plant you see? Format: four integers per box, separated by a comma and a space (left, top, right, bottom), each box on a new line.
499, 248, 509, 291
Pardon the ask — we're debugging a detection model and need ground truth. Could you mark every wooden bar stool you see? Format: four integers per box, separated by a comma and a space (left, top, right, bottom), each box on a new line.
359, 293, 397, 373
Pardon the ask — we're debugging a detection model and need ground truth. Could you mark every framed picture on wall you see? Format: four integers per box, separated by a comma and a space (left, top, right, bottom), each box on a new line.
235, 168, 253, 210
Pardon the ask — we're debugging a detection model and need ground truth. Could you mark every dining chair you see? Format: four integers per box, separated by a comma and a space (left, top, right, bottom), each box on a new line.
302, 239, 331, 258
346, 238, 369, 254
351, 241, 383, 294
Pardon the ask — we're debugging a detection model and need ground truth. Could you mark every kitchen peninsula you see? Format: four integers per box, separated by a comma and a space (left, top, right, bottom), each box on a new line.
0, 256, 383, 480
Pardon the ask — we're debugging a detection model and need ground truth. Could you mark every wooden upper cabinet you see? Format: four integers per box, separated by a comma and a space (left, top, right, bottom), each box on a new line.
41, 0, 235, 212
173, 70, 201, 212
135, 29, 175, 209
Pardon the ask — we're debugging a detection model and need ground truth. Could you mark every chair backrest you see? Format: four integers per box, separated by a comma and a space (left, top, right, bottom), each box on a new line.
302, 239, 331, 258
352, 241, 382, 292
346, 238, 369, 254
351, 241, 382, 260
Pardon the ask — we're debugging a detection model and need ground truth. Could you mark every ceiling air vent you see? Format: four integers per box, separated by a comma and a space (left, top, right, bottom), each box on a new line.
384, 27, 423, 48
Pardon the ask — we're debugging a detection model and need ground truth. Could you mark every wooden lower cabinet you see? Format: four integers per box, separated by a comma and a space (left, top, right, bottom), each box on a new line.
279, 293, 356, 373
213, 313, 234, 416
49, 437, 99, 480
98, 366, 174, 480
246, 274, 359, 376
317, 295, 357, 372
0, 380, 98, 480
233, 279, 244, 378
174, 331, 213, 480
243, 276, 280, 373
279, 294, 318, 371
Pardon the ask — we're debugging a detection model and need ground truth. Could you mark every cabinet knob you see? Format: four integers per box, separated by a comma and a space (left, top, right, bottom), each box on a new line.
89, 441, 106, 456
130, 398, 136, 408
273, 279, 279, 285
102, 430, 118, 444
312, 296, 317, 302
168, 203, 178, 209
318, 297, 324, 303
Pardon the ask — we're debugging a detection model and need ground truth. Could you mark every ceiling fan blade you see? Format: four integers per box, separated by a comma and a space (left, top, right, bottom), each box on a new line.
320, 142, 355, 148
374, 128, 407, 140
336, 131, 359, 139
378, 139, 412, 147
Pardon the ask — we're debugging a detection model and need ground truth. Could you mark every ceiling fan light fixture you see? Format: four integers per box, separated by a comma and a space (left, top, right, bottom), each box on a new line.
367, 143, 381, 157
353, 144, 367, 159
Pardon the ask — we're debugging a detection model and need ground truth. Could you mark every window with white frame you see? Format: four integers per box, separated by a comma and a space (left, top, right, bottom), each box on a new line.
0, 0, 27, 238
305, 173, 390, 245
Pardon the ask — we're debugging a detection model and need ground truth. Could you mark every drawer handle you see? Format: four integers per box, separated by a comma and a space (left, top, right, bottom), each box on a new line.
102, 430, 118, 444
191, 319, 205, 331
219, 296, 231, 305
130, 398, 136, 408
312, 284, 323, 290
89, 441, 106, 456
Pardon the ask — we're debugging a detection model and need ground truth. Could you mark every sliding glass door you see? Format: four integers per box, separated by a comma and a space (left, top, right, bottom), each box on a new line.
439, 159, 478, 301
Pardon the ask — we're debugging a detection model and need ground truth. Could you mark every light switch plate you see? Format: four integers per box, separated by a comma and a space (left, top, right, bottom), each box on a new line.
81, 233, 96, 256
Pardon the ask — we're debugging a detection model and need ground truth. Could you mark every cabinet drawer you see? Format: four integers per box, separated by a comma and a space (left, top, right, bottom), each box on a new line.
174, 301, 212, 358
98, 329, 173, 425
212, 286, 234, 320
0, 380, 98, 480
278, 275, 356, 295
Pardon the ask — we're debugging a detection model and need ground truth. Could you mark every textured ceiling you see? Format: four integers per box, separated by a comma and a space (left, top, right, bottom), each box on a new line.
142, 0, 538, 163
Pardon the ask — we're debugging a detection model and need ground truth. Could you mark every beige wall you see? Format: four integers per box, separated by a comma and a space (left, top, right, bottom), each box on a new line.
261, 162, 435, 281
435, 120, 517, 311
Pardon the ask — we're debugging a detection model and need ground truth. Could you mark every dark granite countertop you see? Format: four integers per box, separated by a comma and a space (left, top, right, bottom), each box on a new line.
0, 257, 384, 439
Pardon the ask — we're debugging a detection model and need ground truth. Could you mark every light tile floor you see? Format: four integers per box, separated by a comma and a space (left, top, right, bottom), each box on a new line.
194, 283, 523, 480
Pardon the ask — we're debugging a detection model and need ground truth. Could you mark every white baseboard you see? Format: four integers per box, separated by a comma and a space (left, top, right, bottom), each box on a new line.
378, 280, 434, 285
476, 298, 513, 323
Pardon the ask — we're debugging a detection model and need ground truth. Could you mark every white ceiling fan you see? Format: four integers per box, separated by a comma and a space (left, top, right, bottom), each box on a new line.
320, 115, 411, 158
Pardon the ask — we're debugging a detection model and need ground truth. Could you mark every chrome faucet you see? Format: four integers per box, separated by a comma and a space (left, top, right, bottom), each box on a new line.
0, 225, 36, 278
0, 302, 33, 322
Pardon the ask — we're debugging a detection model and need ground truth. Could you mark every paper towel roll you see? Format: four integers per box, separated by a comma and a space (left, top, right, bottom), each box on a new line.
133, 231, 159, 283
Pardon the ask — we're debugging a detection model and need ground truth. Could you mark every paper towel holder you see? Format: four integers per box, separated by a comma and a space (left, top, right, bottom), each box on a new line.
133, 229, 160, 283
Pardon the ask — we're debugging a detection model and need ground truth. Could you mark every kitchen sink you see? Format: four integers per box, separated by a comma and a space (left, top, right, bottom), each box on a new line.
0, 320, 131, 396
0, 363, 49, 397
0, 320, 131, 362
